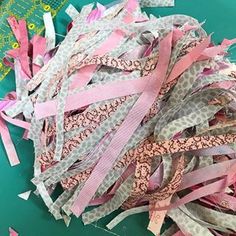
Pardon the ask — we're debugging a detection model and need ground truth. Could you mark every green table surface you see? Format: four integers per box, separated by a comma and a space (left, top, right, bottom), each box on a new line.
1, 0, 236, 235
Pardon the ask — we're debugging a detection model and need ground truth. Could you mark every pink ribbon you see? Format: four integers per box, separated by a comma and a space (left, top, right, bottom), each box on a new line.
35, 77, 148, 119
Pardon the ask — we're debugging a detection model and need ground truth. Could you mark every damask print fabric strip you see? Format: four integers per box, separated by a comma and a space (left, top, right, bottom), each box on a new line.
2, 0, 236, 235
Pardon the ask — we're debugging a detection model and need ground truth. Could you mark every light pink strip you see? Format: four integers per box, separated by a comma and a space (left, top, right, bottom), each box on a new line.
221, 38, 236, 46
7, 17, 21, 42
153, 162, 236, 211
179, 159, 236, 191
0, 118, 20, 166
1, 112, 30, 130
70, 32, 173, 217
18, 20, 31, 78
87, 3, 106, 23
167, 36, 211, 83
35, 78, 148, 119
153, 178, 226, 212
125, 0, 138, 13
172, 28, 184, 44
207, 193, 236, 211
0, 100, 16, 111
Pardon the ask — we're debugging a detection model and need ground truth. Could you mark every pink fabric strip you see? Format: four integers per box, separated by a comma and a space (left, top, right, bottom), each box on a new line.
197, 38, 236, 61
201, 45, 225, 57
153, 178, 227, 212
172, 28, 184, 44
221, 38, 236, 46
35, 77, 148, 119
7, 17, 21, 42
148, 197, 172, 235
190, 144, 236, 156
5, 48, 20, 59
167, 36, 211, 83
31, 35, 47, 76
1, 112, 31, 130
208, 193, 236, 211
125, 0, 138, 14
18, 20, 31, 78
4, 17, 21, 69
87, 3, 106, 23
0, 100, 16, 111
0, 118, 20, 166
69, 29, 126, 90
70, 32, 173, 217
154, 162, 236, 211
179, 159, 236, 191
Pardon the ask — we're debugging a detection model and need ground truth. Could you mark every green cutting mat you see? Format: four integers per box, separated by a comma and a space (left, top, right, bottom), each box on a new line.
0, 0, 236, 235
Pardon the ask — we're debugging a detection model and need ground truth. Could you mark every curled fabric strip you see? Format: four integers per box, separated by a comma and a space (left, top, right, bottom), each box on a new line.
35, 78, 147, 119
0, 94, 21, 166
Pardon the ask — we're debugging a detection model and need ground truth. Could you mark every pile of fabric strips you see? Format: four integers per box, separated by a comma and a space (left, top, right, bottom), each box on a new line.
2, 0, 236, 235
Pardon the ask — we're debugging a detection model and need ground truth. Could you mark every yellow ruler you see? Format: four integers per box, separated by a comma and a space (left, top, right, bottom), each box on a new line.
0, 0, 68, 80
